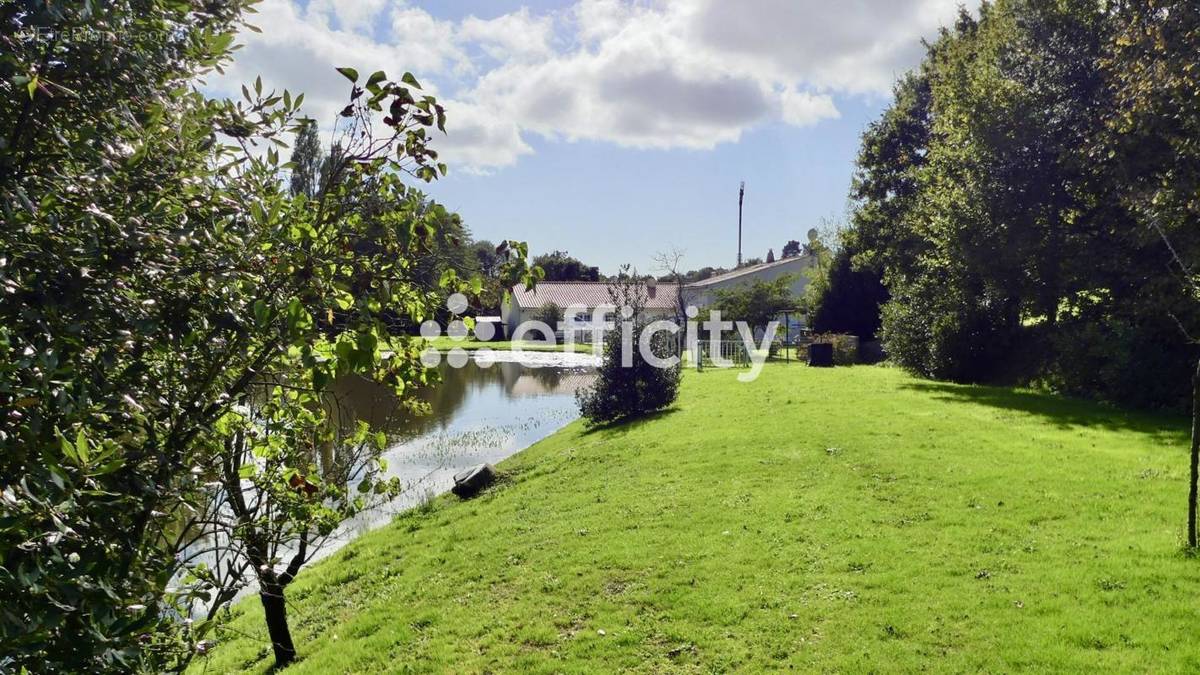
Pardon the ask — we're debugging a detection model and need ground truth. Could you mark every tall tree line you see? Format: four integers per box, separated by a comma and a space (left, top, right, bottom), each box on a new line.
822, 0, 1200, 411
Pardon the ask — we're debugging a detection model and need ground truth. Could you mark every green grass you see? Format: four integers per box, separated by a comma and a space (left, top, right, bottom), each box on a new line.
194, 365, 1197, 673
419, 336, 593, 354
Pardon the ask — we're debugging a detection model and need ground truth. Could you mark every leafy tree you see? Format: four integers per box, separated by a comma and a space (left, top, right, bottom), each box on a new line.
847, 68, 931, 282
781, 240, 802, 259
1102, 0, 1200, 543
289, 119, 322, 198
532, 302, 563, 329
462, 238, 521, 311
856, 1, 1150, 387
808, 243, 889, 341
766, 249, 775, 263
0, 5, 534, 671
318, 141, 346, 195
471, 239, 502, 279
190, 68, 532, 669
409, 209, 476, 298
577, 267, 680, 425
0, 1, 259, 669
660, 265, 727, 284
712, 276, 796, 334
533, 250, 601, 282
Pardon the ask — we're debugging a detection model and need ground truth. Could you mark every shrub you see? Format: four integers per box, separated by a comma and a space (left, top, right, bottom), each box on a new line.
1045, 308, 1194, 411
577, 271, 681, 425
880, 277, 1020, 383
811, 333, 859, 365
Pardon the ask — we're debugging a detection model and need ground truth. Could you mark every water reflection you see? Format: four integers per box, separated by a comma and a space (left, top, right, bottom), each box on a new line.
328, 359, 595, 441
176, 357, 594, 607
325, 358, 596, 545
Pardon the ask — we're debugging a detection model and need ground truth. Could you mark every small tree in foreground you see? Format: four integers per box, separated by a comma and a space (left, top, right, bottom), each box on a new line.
577, 267, 680, 425
174, 67, 534, 669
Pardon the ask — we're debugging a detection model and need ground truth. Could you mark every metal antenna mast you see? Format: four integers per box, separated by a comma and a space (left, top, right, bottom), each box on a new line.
737, 181, 745, 267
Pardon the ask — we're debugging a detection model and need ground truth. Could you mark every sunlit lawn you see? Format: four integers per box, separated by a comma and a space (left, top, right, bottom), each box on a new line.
194, 364, 1196, 673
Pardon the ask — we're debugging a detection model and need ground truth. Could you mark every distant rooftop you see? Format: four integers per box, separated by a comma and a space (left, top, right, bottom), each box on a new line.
511, 281, 679, 310
510, 256, 812, 310
686, 255, 811, 288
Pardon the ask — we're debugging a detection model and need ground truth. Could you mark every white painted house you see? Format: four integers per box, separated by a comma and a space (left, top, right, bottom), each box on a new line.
501, 255, 816, 339
683, 255, 816, 308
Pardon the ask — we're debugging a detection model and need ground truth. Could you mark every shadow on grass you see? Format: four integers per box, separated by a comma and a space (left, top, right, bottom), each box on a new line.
578, 407, 679, 437
902, 380, 1187, 441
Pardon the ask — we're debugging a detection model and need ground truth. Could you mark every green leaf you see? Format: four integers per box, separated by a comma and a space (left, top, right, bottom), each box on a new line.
336, 67, 359, 83
27, 75, 37, 100
366, 70, 386, 87
238, 464, 256, 479
401, 72, 421, 88
58, 430, 78, 464
49, 464, 67, 490
75, 430, 89, 464
93, 459, 126, 476
211, 32, 235, 54
253, 299, 269, 327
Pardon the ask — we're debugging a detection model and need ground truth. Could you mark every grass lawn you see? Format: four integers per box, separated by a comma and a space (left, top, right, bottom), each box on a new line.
419, 336, 593, 354
194, 364, 1197, 673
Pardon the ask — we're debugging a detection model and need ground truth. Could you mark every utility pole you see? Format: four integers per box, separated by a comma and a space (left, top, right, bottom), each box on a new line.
737, 181, 745, 267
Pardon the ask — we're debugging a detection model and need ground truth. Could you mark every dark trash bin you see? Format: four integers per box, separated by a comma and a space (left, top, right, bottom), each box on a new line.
808, 342, 834, 367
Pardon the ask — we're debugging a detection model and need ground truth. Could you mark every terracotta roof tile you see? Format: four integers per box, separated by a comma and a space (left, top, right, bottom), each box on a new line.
512, 281, 679, 309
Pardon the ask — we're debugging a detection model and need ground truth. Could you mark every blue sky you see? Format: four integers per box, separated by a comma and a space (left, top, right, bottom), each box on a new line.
214, 0, 963, 274
424, 98, 883, 273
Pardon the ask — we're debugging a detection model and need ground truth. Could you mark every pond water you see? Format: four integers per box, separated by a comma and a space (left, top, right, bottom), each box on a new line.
320, 356, 596, 552
177, 355, 595, 605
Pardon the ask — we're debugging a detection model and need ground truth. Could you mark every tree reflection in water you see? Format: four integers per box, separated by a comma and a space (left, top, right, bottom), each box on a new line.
323, 359, 596, 545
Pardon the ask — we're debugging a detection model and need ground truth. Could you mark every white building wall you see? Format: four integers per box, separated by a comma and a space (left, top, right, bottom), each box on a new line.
688, 256, 815, 309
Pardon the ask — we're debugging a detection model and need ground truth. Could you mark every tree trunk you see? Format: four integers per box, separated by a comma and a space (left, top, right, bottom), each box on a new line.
260, 582, 296, 668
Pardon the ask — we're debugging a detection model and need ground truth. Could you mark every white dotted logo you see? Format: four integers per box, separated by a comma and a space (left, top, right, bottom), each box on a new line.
420, 293, 494, 368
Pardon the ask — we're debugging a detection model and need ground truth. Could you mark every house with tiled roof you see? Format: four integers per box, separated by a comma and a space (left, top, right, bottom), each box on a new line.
500, 254, 816, 339
501, 280, 681, 341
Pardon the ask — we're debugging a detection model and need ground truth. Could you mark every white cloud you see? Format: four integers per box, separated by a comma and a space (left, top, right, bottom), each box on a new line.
686, 0, 961, 94
458, 8, 555, 62
435, 100, 532, 173
573, 0, 636, 44
211, 0, 960, 172
780, 88, 840, 127
215, 0, 461, 124
305, 0, 389, 33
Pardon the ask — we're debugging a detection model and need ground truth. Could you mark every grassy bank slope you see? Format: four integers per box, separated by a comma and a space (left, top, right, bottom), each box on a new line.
196, 365, 1196, 673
